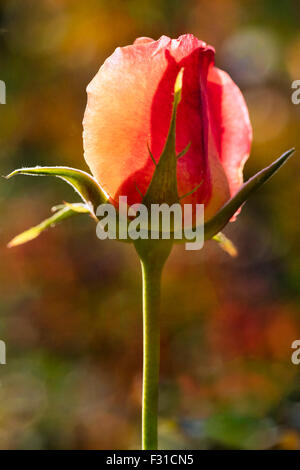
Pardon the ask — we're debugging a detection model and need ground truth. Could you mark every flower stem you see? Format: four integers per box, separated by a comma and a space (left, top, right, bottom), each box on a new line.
141, 259, 161, 450
135, 239, 173, 450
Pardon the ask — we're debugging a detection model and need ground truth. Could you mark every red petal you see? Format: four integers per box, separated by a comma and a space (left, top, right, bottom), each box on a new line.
207, 67, 252, 198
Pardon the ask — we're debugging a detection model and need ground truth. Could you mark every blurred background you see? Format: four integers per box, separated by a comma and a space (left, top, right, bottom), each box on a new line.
0, 0, 300, 450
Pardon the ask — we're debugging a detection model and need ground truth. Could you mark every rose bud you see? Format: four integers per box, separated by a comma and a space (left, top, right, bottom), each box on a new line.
6, 35, 293, 247
83, 34, 252, 221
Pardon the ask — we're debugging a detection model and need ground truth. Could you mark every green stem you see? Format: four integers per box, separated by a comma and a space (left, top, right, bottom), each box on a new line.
141, 259, 161, 450
135, 239, 173, 450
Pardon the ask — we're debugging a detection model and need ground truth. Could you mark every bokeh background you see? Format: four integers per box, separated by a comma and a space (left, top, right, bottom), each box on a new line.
1, 0, 300, 450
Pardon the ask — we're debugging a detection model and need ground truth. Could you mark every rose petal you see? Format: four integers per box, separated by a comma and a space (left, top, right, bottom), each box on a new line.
207, 67, 252, 197
133, 37, 155, 45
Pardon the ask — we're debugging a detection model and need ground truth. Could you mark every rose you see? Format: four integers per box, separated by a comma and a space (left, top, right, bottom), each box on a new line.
6, 32, 294, 452
83, 34, 252, 221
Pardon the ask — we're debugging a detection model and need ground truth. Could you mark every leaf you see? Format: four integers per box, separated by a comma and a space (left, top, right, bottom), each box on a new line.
5, 166, 109, 216
63, 201, 95, 214
204, 148, 295, 240
212, 232, 238, 257
8, 203, 90, 248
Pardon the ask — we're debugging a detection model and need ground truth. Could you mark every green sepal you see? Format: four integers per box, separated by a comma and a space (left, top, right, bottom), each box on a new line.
204, 148, 295, 240
5, 166, 109, 216
142, 69, 184, 207
8, 202, 90, 248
